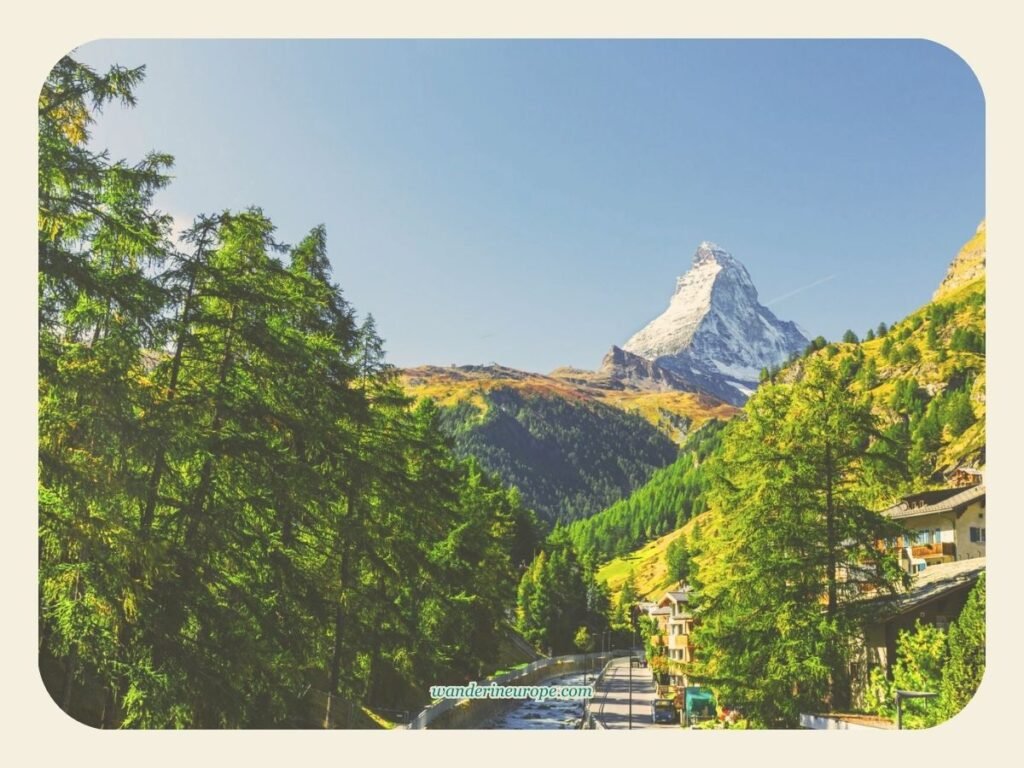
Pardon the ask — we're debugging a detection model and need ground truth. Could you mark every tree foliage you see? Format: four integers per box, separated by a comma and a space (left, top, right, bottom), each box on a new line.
688, 359, 907, 726
565, 420, 725, 563
515, 531, 610, 655
866, 574, 985, 728
39, 55, 536, 728
867, 621, 948, 728
938, 573, 985, 722
438, 387, 678, 525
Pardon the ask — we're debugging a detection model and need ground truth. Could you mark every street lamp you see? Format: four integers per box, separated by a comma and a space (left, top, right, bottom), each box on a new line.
628, 622, 638, 730
894, 689, 938, 730
622, 643, 630, 733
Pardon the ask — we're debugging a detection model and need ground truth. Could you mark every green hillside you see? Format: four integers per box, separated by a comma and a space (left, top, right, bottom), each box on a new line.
597, 222, 986, 603
403, 375, 680, 525
566, 419, 726, 563
775, 223, 985, 484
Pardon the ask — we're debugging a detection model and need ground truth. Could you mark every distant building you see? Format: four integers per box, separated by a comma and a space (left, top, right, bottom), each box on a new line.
658, 589, 695, 689
944, 465, 983, 488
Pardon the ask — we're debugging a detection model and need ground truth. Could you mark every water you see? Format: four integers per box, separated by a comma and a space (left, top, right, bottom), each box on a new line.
483, 672, 590, 730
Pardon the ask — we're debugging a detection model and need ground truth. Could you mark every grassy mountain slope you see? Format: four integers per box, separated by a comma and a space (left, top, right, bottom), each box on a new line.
402, 366, 680, 524
777, 221, 985, 480
596, 513, 708, 600
403, 364, 738, 442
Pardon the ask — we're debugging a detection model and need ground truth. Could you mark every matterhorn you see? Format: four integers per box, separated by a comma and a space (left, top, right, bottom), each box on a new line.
610, 241, 808, 405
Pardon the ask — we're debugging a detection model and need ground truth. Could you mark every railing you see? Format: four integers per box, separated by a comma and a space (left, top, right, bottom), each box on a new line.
893, 541, 956, 558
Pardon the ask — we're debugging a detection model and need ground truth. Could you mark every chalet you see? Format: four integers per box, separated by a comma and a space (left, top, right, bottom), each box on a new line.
945, 465, 983, 488
879, 484, 985, 571
658, 589, 695, 689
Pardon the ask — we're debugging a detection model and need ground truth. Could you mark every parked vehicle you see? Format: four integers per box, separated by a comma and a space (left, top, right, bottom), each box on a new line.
651, 699, 679, 725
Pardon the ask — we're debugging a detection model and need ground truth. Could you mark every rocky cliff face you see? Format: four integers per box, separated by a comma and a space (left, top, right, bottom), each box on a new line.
597, 346, 695, 392
615, 241, 808, 404
934, 220, 986, 302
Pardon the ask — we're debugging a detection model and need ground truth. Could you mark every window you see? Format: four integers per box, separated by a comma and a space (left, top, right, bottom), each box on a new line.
969, 527, 986, 544
912, 529, 931, 545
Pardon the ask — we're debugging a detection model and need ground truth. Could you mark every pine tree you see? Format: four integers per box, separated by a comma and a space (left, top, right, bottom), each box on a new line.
38, 55, 175, 726
867, 620, 948, 728
943, 390, 975, 437
938, 573, 985, 721
666, 534, 691, 585
690, 359, 907, 726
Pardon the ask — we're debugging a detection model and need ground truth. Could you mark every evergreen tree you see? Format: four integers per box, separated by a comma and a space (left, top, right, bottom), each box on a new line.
867, 620, 947, 728
690, 359, 907, 726
938, 573, 985, 721
942, 389, 975, 437
39, 54, 534, 728
900, 342, 921, 365
665, 534, 691, 585
38, 55, 174, 726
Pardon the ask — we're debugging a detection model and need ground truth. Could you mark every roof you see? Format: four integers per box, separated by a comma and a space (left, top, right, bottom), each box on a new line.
658, 590, 690, 607
897, 557, 985, 612
647, 606, 671, 616
944, 465, 983, 478
882, 484, 985, 520
880, 558, 986, 617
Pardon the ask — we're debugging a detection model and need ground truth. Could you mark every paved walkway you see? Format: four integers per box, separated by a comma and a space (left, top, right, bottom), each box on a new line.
590, 657, 659, 729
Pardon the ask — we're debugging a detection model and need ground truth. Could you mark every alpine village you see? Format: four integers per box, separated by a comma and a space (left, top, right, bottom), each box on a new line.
39, 54, 986, 731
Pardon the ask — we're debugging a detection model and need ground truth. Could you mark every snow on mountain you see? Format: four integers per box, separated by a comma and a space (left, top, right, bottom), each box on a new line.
620, 241, 809, 404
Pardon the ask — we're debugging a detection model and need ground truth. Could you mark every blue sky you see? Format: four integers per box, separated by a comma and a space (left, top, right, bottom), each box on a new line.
75, 39, 984, 372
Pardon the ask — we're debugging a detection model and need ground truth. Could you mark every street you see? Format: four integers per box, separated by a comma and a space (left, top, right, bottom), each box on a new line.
589, 656, 661, 729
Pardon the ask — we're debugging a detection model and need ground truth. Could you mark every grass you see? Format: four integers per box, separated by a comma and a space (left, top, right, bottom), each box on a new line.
597, 513, 709, 601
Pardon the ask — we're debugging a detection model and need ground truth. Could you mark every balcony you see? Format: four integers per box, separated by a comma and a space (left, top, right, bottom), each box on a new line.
908, 542, 956, 559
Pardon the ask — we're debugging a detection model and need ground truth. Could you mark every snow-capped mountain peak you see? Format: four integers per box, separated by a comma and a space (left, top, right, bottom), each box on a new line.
619, 241, 808, 404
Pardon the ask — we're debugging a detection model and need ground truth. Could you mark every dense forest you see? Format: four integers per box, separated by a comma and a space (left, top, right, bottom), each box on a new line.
38, 55, 541, 728
435, 386, 679, 525
513, 530, 613, 656
564, 419, 725, 564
